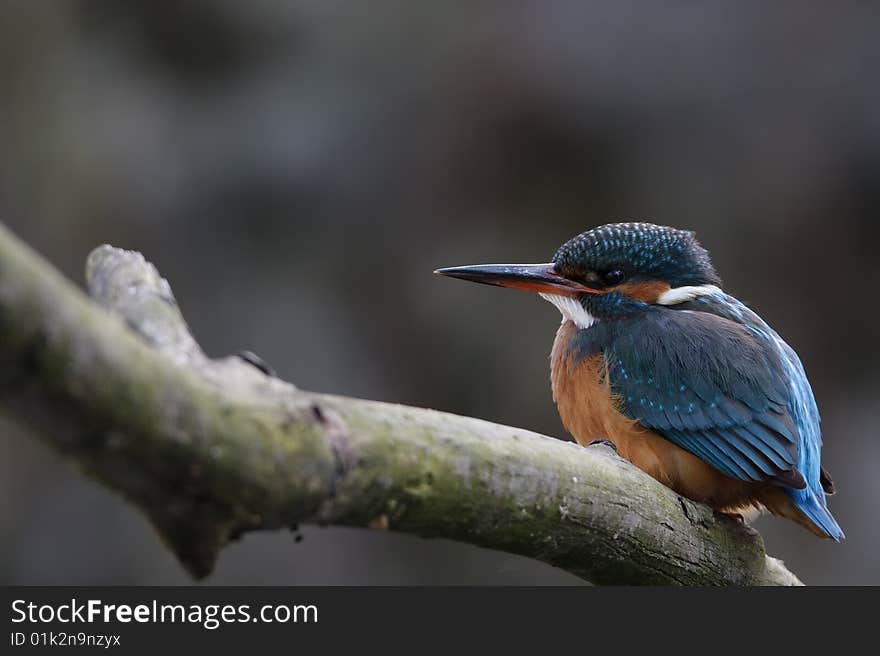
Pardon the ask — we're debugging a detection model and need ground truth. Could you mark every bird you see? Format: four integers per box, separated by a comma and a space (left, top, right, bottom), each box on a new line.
435, 222, 843, 540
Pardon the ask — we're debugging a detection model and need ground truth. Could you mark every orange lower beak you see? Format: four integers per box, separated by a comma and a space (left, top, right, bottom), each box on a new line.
434, 263, 603, 296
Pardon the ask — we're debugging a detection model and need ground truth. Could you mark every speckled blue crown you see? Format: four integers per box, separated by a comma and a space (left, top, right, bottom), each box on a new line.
553, 222, 721, 287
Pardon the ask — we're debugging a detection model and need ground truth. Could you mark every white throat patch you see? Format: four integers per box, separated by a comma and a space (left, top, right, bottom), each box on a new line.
656, 284, 721, 306
539, 293, 597, 329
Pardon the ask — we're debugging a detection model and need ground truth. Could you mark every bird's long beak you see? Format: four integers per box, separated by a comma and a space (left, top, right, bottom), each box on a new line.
434, 263, 603, 296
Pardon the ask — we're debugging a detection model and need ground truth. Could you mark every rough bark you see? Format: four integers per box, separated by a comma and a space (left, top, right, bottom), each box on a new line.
0, 223, 802, 585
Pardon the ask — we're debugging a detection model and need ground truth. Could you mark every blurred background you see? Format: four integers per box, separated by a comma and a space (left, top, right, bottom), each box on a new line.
1, 1, 877, 585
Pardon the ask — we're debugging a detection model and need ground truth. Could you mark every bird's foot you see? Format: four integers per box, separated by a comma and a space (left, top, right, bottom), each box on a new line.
719, 510, 746, 524
236, 350, 276, 377
588, 438, 617, 452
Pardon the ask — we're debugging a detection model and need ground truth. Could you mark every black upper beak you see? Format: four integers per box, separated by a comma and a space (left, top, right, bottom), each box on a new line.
434, 263, 602, 296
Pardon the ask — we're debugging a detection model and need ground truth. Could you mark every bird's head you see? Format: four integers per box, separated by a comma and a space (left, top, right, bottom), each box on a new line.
435, 222, 721, 328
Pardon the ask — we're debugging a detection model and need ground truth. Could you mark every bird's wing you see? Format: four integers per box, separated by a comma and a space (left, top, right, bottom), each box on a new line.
605, 309, 804, 487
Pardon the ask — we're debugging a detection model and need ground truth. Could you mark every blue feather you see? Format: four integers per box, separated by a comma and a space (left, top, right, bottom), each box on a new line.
593, 289, 843, 539
730, 425, 795, 467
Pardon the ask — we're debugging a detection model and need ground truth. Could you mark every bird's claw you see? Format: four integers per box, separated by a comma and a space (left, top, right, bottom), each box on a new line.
236, 350, 276, 377
719, 511, 746, 524
588, 438, 617, 452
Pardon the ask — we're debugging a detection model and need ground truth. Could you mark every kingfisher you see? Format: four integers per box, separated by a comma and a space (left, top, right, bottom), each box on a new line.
436, 222, 843, 540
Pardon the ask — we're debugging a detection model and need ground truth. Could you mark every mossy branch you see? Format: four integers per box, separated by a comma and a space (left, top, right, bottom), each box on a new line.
0, 222, 801, 585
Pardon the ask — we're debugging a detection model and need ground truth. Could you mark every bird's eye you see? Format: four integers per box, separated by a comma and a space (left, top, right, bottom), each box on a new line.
602, 269, 626, 285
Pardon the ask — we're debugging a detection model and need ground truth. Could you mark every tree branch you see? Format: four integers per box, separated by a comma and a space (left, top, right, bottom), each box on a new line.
0, 222, 802, 585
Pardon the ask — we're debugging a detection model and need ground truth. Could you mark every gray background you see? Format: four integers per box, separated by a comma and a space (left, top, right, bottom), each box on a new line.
1, 1, 877, 585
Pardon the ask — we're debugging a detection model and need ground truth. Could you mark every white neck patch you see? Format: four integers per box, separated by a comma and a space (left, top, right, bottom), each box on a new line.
539, 293, 597, 329
656, 284, 721, 306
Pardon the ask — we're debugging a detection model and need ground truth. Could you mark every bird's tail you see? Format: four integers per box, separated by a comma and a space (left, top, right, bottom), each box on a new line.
784, 487, 845, 541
